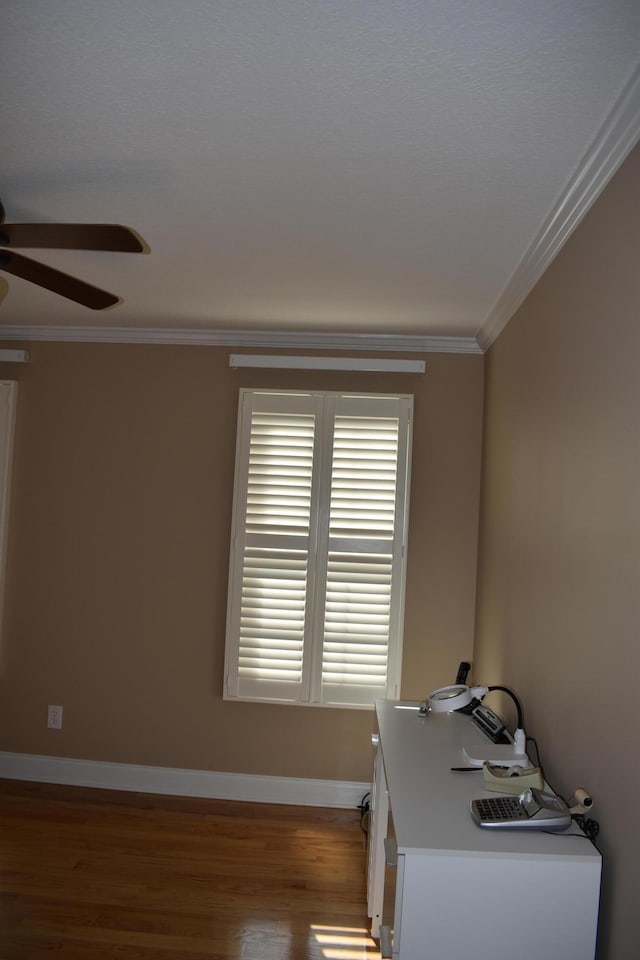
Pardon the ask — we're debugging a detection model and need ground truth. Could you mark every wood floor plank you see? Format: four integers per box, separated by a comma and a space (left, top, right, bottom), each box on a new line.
0, 779, 380, 959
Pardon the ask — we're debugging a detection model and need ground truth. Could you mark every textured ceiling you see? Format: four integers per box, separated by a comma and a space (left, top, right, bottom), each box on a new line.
2, 1, 640, 349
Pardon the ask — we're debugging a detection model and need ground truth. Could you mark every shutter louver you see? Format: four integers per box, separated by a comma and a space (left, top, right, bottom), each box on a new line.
322, 554, 392, 684
229, 404, 317, 701
245, 413, 314, 536
328, 417, 399, 540
319, 412, 401, 705
238, 548, 307, 682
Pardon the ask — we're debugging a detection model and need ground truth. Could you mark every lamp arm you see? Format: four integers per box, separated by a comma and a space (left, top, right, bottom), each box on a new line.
487, 685, 523, 730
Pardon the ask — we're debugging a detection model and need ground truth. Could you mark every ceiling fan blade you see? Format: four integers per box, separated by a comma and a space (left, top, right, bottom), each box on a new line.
0, 250, 119, 310
0, 222, 143, 252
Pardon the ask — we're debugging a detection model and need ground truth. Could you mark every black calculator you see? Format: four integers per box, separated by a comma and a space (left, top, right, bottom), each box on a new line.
471, 788, 571, 831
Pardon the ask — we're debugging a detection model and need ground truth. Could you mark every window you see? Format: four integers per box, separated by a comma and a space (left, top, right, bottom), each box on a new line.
224, 389, 413, 708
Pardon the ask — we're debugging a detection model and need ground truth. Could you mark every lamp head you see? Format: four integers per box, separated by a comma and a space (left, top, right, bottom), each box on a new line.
427, 684, 489, 713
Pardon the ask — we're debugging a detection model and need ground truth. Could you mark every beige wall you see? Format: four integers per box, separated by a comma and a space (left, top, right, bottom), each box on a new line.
0, 344, 483, 783
475, 143, 640, 959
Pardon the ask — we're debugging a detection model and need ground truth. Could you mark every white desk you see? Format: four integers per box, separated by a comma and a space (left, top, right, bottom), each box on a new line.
367, 701, 601, 960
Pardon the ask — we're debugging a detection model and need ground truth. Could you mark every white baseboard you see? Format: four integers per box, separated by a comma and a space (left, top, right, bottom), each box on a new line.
0, 751, 370, 809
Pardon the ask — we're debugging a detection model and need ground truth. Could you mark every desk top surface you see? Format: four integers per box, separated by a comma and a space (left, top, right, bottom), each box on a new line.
375, 700, 601, 862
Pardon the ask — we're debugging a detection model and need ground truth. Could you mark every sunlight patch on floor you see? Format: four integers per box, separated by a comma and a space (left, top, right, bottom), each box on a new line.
310, 924, 381, 959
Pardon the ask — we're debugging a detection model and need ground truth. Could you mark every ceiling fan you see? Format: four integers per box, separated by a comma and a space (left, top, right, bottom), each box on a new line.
0, 198, 145, 310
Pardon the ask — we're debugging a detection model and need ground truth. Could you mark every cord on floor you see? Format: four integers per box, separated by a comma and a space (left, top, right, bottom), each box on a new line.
358, 791, 371, 835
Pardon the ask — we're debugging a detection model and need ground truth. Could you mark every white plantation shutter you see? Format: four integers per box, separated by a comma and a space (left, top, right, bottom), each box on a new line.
225, 389, 412, 708
225, 392, 321, 702
317, 396, 408, 705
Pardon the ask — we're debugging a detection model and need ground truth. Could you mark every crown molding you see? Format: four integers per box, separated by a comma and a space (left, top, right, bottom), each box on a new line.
0, 324, 484, 355
0, 324, 483, 355
478, 63, 640, 351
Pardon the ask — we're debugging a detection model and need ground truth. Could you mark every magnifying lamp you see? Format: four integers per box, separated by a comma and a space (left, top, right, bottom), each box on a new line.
426, 684, 488, 713
424, 683, 528, 759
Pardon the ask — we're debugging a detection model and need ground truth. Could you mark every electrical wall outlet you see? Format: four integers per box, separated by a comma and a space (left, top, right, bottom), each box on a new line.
47, 704, 63, 729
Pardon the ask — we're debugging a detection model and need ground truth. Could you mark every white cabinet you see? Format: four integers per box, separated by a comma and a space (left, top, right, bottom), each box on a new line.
367, 701, 601, 960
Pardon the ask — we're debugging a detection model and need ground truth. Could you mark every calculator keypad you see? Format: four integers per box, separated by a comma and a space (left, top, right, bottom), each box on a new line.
473, 797, 527, 821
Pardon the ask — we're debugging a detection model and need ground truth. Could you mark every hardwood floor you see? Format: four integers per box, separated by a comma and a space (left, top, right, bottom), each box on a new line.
0, 779, 381, 960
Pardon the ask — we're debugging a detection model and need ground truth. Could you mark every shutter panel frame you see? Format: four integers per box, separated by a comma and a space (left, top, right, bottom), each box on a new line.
224, 389, 413, 709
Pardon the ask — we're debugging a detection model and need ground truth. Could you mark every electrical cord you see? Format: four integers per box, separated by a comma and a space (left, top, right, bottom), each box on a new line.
523, 737, 600, 847
542, 819, 600, 845
358, 791, 371, 835
525, 735, 543, 776
572, 814, 600, 847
